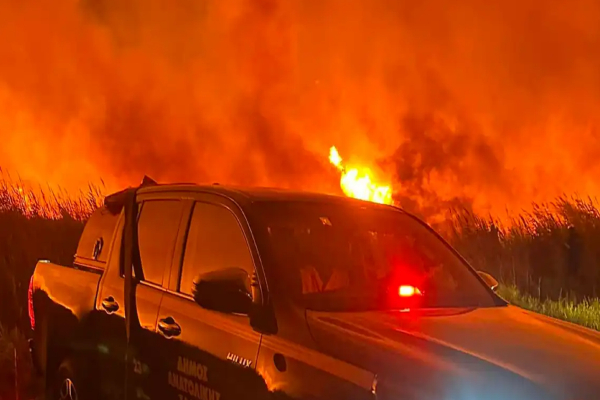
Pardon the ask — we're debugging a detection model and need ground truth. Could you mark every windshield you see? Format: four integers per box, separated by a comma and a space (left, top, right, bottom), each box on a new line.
252, 200, 497, 311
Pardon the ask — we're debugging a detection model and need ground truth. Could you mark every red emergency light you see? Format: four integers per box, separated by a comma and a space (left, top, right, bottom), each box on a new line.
398, 285, 422, 297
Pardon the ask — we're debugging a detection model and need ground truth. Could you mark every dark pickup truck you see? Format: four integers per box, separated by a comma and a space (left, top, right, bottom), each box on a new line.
29, 181, 600, 400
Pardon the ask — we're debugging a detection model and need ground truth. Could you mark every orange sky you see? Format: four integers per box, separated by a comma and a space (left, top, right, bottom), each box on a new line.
1, 0, 600, 220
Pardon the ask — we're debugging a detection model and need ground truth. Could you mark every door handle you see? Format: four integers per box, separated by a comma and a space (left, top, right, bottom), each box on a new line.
101, 296, 119, 313
158, 317, 181, 337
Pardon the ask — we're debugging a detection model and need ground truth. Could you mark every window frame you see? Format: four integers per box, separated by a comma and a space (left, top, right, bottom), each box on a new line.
117, 192, 190, 290
167, 193, 266, 306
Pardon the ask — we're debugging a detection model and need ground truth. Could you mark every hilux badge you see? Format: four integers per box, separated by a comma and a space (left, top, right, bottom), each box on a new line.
226, 352, 252, 368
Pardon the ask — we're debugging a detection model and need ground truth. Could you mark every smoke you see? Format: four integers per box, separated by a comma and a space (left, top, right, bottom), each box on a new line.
1, 0, 600, 218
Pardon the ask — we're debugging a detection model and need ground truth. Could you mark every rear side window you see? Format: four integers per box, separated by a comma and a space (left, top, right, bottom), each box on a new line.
76, 206, 120, 265
137, 200, 184, 286
179, 202, 254, 296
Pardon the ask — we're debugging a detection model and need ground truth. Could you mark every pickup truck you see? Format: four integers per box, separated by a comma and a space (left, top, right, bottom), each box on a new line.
29, 180, 600, 400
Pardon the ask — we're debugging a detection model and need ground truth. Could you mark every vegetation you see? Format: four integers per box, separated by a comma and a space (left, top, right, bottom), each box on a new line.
447, 196, 600, 302
0, 174, 100, 331
498, 284, 600, 331
0, 174, 99, 399
2, 174, 600, 397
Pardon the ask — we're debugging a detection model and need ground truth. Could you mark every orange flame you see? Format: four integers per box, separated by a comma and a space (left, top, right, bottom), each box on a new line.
16, 186, 35, 217
329, 146, 393, 205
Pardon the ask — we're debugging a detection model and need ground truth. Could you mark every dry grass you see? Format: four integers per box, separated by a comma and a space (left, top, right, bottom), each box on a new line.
0, 170, 103, 220
0, 174, 101, 331
447, 195, 600, 301
0, 174, 102, 399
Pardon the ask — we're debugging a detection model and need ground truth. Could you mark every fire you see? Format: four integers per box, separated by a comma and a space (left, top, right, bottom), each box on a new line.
3, 0, 600, 221
16, 186, 35, 217
328, 146, 393, 205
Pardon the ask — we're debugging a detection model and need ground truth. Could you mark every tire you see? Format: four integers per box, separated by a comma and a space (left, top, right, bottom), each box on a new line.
48, 358, 90, 400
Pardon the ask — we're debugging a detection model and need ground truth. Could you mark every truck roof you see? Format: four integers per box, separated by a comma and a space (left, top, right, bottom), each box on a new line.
131, 183, 399, 211
80, 182, 404, 270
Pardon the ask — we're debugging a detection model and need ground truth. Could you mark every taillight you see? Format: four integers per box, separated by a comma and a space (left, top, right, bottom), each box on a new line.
28, 275, 35, 330
398, 285, 422, 297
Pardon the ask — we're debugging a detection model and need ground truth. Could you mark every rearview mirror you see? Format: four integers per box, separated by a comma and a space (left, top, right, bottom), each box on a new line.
193, 268, 252, 315
477, 271, 499, 292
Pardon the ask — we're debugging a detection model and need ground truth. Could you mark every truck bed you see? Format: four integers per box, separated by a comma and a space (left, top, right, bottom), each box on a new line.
32, 260, 103, 321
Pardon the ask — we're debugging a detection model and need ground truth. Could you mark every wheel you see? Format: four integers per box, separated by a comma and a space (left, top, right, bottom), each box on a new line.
49, 358, 85, 400
58, 377, 78, 400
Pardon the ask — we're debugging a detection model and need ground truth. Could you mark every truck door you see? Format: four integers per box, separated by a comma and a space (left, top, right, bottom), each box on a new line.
95, 198, 186, 400
156, 197, 268, 400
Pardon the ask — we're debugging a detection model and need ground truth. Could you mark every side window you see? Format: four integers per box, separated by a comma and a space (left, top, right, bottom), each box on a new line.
179, 202, 254, 296
76, 206, 120, 265
137, 200, 183, 286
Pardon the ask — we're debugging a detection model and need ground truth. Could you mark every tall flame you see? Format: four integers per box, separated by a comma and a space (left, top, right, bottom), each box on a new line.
329, 146, 393, 205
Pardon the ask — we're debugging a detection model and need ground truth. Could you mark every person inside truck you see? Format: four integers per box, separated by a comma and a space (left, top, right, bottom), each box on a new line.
271, 215, 428, 296
297, 226, 351, 294
261, 203, 470, 308
296, 225, 413, 296
264, 226, 344, 294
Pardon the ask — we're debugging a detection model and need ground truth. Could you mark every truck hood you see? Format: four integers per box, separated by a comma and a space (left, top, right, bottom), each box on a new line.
306, 305, 600, 400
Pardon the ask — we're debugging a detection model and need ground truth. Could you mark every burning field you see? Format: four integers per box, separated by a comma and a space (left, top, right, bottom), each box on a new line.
2, 0, 600, 223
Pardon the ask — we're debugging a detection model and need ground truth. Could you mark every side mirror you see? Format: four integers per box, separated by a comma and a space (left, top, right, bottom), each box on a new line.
193, 268, 252, 315
477, 271, 499, 292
